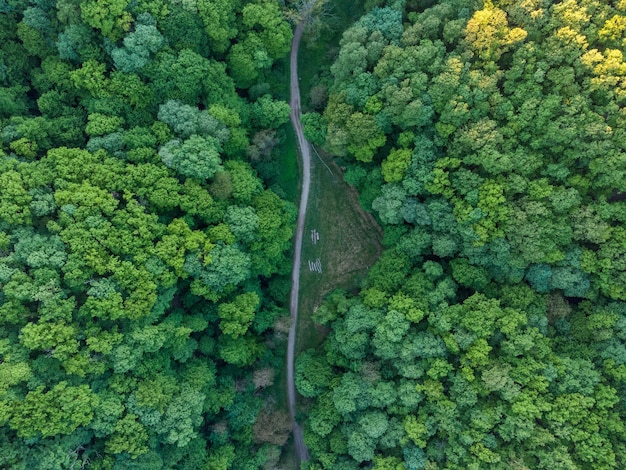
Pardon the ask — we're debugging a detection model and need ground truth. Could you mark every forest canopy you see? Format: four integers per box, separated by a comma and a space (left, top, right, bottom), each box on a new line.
0, 0, 299, 468
298, 0, 626, 469
3, 0, 626, 468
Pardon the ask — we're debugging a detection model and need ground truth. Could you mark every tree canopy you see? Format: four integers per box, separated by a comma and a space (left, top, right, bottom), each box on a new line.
0, 1, 297, 468
299, 0, 626, 468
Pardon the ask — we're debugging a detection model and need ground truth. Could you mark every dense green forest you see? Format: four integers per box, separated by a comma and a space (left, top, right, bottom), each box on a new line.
3, 0, 626, 468
297, 0, 626, 469
0, 0, 300, 468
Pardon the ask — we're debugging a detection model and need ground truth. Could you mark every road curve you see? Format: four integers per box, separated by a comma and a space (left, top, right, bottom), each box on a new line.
287, 20, 311, 464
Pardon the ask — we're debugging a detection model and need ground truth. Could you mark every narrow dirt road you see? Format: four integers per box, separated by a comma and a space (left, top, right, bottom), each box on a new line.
287, 20, 311, 464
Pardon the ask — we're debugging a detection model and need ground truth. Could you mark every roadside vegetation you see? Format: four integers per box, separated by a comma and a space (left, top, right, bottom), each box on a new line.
298, 157, 383, 354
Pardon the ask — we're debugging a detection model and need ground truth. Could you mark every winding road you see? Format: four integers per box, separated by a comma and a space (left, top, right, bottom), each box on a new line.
287, 20, 312, 464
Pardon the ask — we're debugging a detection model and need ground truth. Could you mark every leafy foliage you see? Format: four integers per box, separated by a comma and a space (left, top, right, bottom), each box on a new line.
300, 0, 626, 468
0, 1, 296, 467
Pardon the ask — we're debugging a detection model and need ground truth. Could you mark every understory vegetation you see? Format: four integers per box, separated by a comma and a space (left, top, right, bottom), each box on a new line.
0, 0, 302, 468
297, 0, 626, 468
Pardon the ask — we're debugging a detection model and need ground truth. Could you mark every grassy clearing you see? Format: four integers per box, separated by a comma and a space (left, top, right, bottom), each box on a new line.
296, 154, 383, 355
